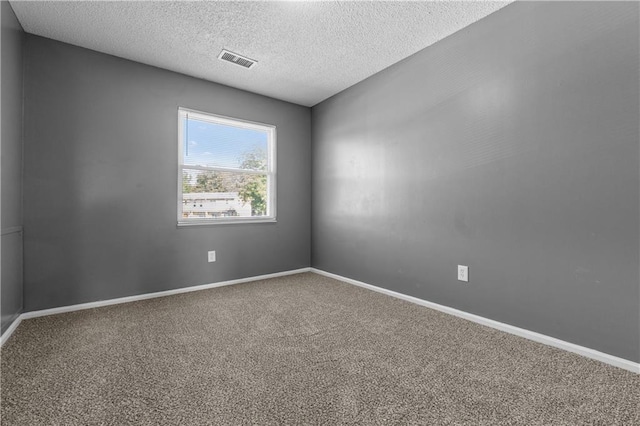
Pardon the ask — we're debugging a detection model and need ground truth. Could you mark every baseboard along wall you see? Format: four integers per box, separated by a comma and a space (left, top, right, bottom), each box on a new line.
0, 268, 311, 346
1, 267, 638, 374
311, 268, 640, 374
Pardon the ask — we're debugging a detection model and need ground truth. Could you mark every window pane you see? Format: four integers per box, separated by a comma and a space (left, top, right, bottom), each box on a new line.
183, 116, 268, 171
181, 168, 268, 218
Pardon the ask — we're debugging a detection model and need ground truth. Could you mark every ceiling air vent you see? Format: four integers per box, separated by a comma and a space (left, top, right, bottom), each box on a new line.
218, 49, 257, 69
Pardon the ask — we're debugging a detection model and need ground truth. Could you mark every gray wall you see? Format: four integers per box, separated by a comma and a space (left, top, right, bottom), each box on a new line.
311, 2, 640, 362
23, 35, 311, 311
1, 1, 24, 334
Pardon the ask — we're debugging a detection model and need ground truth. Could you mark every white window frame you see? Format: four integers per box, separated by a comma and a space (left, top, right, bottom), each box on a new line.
177, 107, 277, 226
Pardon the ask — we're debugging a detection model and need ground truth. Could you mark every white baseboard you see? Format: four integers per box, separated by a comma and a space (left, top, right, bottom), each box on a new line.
4, 266, 638, 374
0, 315, 23, 347
311, 268, 640, 374
0, 267, 311, 347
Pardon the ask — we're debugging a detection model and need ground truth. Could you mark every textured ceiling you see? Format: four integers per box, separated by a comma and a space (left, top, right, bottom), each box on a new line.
10, 1, 512, 107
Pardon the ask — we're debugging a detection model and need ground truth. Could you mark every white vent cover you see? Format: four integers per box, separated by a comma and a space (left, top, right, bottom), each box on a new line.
218, 49, 257, 69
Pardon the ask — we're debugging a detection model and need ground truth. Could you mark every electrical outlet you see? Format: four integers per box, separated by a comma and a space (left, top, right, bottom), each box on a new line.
458, 265, 469, 282
208, 251, 216, 263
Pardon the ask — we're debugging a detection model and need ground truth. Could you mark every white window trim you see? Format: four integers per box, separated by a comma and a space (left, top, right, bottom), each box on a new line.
177, 107, 277, 226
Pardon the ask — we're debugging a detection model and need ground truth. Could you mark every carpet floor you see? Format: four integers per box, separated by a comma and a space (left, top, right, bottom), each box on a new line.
1, 272, 638, 425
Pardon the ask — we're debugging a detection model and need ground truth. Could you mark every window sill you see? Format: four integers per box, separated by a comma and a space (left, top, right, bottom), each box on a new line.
177, 217, 277, 227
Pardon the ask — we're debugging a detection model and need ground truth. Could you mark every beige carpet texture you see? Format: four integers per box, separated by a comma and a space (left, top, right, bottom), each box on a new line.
1, 272, 639, 425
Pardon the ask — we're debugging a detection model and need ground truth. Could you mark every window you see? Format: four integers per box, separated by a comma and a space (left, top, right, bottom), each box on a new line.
178, 108, 276, 225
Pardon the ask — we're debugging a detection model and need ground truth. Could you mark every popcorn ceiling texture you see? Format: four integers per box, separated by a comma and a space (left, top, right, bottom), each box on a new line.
10, 1, 511, 106
2, 273, 639, 425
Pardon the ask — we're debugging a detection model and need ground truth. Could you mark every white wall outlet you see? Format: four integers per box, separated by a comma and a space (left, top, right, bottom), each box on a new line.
458, 265, 469, 282
208, 251, 216, 263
